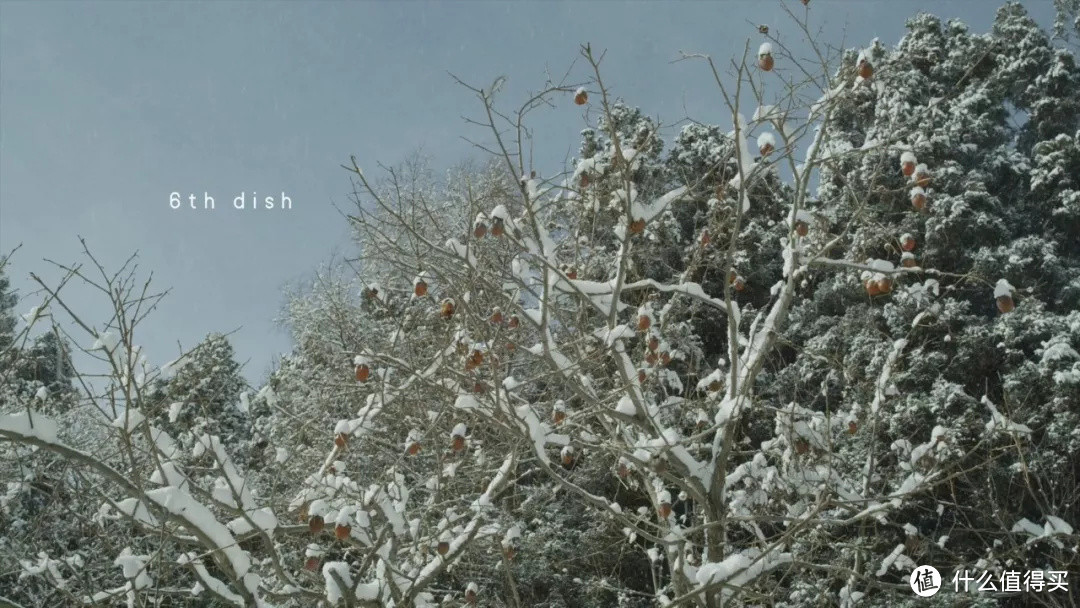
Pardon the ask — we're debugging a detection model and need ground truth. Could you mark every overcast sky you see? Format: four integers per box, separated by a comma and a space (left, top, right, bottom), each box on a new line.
0, 1, 1054, 385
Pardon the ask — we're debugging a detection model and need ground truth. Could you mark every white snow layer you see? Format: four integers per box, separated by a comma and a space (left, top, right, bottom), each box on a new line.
994, 278, 1015, 298
0, 411, 59, 443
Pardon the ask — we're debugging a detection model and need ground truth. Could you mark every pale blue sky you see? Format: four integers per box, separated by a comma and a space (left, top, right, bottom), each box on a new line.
0, 1, 1054, 384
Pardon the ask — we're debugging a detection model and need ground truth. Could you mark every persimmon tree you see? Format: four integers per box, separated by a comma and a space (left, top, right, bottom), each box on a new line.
338, 4, 1079, 607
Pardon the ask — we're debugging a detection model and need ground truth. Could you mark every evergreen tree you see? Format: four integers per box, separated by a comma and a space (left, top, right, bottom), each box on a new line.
765, 5, 1080, 604
1054, 0, 1080, 41
149, 333, 250, 459
0, 263, 17, 352
18, 331, 74, 395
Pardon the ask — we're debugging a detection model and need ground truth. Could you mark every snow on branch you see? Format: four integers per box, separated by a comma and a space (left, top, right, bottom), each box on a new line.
981, 395, 1032, 436
630, 185, 688, 224
1, 412, 263, 605
0, 411, 59, 443
871, 339, 907, 414
691, 548, 793, 601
